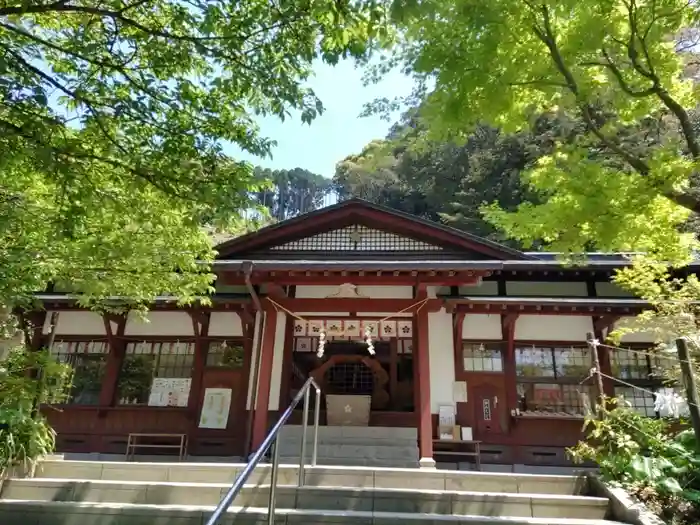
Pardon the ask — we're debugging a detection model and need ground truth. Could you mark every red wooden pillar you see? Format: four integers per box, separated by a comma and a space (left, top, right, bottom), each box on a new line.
251, 309, 278, 451
594, 325, 615, 397
501, 314, 519, 414
187, 310, 211, 417
415, 309, 434, 468
99, 314, 127, 406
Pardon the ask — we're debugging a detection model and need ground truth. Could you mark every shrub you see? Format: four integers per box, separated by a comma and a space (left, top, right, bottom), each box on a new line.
0, 347, 71, 476
568, 397, 700, 525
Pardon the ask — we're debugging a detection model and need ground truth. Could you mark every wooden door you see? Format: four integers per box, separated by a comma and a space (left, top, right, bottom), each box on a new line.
472, 382, 507, 438
192, 367, 247, 455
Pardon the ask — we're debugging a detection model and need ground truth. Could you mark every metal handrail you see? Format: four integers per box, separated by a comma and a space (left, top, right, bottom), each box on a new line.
205, 377, 321, 525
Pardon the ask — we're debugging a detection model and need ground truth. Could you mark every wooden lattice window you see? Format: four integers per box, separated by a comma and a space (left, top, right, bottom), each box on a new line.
610, 348, 670, 380
462, 342, 503, 372
116, 341, 195, 405
270, 225, 443, 252
206, 341, 245, 368
515, 345, 591, 380
50, 340, 108, 405
515, 344, 593, 417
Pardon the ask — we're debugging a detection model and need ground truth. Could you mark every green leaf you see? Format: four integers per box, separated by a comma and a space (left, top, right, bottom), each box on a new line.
0, 0, 385, 312
630, 456, 654, 479
382, 0, 700, 262
659, 476, 683, 494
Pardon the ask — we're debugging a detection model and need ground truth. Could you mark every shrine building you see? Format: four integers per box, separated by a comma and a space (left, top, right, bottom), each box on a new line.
26, 199, 687, 467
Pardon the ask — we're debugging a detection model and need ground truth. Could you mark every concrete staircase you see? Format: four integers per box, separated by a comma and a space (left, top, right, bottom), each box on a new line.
0, 459, 629, 525
277, 426, 419, 468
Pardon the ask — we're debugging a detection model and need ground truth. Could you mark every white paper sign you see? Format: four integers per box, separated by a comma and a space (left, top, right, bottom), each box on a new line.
452, 381, 468, 403
438, 404, 456, 426
198, 388, 232, 429
149, 378, 192, 407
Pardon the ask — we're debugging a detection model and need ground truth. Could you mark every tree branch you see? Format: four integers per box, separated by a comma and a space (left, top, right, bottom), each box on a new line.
531, 3, 700, 214
0, 116, 200, 202
581, 50, 657, 98
536, 4, 652, 176
623, 1, 700, 159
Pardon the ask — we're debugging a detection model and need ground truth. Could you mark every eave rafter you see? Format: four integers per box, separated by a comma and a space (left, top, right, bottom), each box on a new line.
221, 269, 491, 286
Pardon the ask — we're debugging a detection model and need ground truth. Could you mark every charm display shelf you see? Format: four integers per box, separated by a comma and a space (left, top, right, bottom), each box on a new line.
325, 394, 371, 426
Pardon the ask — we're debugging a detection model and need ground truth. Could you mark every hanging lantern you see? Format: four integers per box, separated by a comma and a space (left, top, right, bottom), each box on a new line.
365, 325, 375, 355
316, 331, 327, 358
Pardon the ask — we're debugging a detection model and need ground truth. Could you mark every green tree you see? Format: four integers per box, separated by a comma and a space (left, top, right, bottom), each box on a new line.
383, 0, 700, 261
334, 112, 553, 245
254, 167, 333, 221
0, 0, 386, 313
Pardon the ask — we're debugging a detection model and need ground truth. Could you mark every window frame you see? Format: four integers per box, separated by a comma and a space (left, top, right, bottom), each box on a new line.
204, 337, 247, 369
49, 338, 110, 406
515, 343, 592, 385
608, 343, 669, 418
513, 341, 594, 417
116, 340, 197, 405
460, 341, 506, 374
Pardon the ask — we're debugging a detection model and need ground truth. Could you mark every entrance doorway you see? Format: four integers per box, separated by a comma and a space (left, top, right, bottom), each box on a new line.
325, 342, 376, 396
288, 337, 415, 414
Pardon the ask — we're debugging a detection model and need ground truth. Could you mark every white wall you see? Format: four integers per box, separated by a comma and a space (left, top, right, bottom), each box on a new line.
506, 281, 588, 297
428, 308, 456, 413
295, 285, 413, 299
356, 312, 412, 317
268, 313, 287, 410
612, 316, 658, 343
297, 312, 350, 316
208, 312, 244, 337
462, 314, 502, 339
596, 282, 635, 297
294, 285, 340, 298
459, 281, 498, 296
43, 311, 106, 335
515, 315, 593, 341
357, 285, 413, 299
244, 311, 288, 411
124, 311, 194, 336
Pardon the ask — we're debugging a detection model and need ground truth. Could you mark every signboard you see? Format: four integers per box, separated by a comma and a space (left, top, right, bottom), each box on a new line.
198, 388, 232, 429
148, 378, 191, 407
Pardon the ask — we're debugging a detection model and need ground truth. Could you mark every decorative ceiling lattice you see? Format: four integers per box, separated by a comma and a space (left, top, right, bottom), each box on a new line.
270, 225, 443, 252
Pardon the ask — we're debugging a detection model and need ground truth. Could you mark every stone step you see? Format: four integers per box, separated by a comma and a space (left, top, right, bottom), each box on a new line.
279, 426, 418, 440
280, 458, 419, 468
32, 461, 589, 495
0, 479, 609, 520
276, 444, 419, 461
279, 436, 419, 447
0, 500, 627, 525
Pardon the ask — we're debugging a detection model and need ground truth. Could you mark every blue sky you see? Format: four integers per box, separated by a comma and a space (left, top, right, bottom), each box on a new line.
228, 59, 415, 179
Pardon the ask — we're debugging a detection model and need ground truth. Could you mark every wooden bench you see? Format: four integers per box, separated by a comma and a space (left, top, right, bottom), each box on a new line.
433, 439, 482, 471
126, 433, 188, 461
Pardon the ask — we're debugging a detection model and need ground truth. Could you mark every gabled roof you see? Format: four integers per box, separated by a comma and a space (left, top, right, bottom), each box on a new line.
215, 198, 537, 260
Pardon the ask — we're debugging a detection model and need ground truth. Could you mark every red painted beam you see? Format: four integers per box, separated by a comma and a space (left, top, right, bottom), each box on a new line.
263, 297, 444, 313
